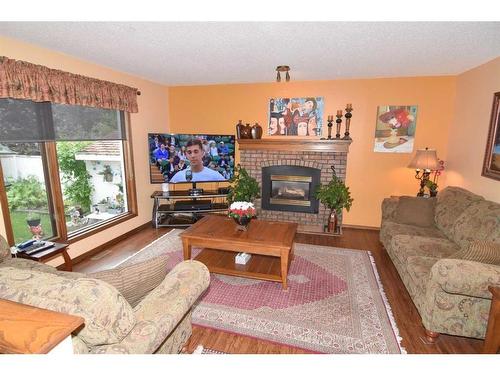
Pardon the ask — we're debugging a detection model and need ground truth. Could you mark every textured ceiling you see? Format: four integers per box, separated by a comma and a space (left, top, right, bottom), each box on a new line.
0, 22, 499, 86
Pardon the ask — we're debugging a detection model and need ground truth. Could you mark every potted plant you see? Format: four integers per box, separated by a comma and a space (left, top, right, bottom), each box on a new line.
97, 198, 108, 213
315, 175, 353, 234
227, 165, 260, 204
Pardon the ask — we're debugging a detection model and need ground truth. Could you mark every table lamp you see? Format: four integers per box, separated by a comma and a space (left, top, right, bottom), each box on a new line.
408, 147, 439, 197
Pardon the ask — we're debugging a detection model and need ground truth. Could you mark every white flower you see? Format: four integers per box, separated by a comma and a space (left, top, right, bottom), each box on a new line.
229, 201, 255, 210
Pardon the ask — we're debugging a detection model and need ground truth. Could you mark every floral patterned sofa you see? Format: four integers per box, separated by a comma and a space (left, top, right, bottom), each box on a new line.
0, 235, 210, 354
380, 186, 500, 341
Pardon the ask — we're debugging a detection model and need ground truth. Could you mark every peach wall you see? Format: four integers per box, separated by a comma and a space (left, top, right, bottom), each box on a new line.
0, 36, 170, 266
169, 77, 456, 227
446, 57, 500, 203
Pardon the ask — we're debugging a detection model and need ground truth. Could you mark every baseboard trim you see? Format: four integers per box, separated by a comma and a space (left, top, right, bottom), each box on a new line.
343, 224, 380, 231
67, 221, 152, 268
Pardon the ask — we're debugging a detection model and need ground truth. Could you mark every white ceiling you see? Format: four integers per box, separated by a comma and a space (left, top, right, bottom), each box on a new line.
0, 22, 499, 86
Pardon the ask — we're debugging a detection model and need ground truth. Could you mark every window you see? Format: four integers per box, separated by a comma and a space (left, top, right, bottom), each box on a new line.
0, 142, 56, 244
0, 98, 137, 245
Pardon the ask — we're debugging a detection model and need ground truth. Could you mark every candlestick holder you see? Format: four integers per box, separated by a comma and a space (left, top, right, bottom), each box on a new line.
335, 113, 342, 138
321, 115, 334, 140
343, 105, 353, 140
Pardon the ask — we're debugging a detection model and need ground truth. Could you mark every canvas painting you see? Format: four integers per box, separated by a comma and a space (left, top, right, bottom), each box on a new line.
268, 97, 324, 137
482, 92, 500, 181
374, 105, 418, 153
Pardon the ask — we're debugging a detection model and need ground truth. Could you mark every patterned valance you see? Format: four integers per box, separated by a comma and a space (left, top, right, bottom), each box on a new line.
0, 56, 139, 113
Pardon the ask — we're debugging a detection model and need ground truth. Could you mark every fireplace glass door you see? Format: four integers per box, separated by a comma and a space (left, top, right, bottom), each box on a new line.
262, 166, 320, 213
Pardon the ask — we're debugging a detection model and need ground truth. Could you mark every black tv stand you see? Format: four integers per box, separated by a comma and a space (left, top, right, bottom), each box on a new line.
151, 189, 229, 228
188, 188, 204, 196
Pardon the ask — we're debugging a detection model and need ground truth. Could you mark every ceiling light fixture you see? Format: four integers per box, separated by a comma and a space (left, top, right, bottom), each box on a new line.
276, 65, 290, 82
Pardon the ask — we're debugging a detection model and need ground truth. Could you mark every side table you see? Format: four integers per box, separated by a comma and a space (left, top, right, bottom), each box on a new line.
15, 242, 72, 271
0, 298, 83, 354
483, 285, 500, 354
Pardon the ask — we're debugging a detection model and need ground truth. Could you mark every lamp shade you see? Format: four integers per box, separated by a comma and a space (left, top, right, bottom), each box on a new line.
408, 148, 439, 170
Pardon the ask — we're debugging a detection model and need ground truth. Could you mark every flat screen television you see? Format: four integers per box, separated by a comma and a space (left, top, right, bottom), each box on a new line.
148, 133, 235, 184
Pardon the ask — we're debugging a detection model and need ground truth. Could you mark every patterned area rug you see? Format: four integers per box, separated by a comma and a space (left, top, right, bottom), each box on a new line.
118, 230, 406, 354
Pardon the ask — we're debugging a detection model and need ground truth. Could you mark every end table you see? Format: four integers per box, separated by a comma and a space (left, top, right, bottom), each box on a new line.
16, 242, 72, 271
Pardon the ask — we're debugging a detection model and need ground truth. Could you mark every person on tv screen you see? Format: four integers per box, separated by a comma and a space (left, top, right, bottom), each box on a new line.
218, 141, 229, 155
169, 138, 225, 182
153, 143, 169, 164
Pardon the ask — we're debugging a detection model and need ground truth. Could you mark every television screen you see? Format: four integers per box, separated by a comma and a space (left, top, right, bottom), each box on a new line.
148, 133, 235, 184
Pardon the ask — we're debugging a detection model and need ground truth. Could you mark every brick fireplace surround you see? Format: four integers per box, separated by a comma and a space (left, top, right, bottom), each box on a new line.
238, 138, 352, 234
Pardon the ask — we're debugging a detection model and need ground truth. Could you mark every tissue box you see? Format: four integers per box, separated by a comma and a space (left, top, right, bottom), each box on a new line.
235, 252, 251, 265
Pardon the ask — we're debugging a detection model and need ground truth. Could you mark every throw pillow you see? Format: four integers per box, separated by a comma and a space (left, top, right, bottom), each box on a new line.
450, 241, 500, 266
395, 196, 436, 227
89, 255, 169, 307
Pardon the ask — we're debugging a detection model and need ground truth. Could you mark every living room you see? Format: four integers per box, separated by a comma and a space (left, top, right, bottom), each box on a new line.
0, 2, 499, 370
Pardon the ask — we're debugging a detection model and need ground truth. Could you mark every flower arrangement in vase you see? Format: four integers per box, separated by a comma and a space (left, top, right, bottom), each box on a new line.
228, 201, 256, 231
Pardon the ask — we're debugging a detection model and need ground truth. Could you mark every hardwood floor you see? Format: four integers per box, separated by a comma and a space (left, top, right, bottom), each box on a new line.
73, 225, 485, 354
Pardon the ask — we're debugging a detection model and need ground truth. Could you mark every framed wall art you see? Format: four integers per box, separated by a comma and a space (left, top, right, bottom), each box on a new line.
482, 91, 500, 181
374, 105, 418, 153
268, 97, 324, 137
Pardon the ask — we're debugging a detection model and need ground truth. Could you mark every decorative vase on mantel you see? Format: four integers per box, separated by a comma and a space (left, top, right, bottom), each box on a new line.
236, 120, 253, 139
251, 123, 263, 139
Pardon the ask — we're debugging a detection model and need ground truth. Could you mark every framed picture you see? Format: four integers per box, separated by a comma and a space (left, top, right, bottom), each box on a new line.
268, 97, 324, 137
482, 92, 500, 181
374, 105, 418, 153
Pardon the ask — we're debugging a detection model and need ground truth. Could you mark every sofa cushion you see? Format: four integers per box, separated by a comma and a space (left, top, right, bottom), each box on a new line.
380, 221, 445, 249
89, 255, 169, 307
450, 200, 500, 249
450, 241, 500, 266
434, 186, 483, 240
395, 196, 436, 227
0, 267, 136, 346
390, 235, 459, 269
406, 256, 440, 296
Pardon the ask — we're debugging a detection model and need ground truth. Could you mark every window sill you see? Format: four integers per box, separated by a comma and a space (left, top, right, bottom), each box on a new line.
66, 211, 138, 244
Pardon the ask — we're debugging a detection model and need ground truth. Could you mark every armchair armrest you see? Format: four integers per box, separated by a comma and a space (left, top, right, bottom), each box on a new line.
381, 196, 400, 222
90, 260, 210, 354
429, 258, 500, 299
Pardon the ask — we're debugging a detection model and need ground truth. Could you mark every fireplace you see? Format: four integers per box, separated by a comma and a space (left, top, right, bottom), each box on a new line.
237, 138, 352, 233
262, 165, 320, 214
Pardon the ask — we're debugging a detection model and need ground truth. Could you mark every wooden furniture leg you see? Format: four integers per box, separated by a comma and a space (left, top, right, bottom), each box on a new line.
483, 286, 500, 354
61, 249, 72, 272
182, 238, 192, 260
280, 248, 289, 290
424, 329, 440, 343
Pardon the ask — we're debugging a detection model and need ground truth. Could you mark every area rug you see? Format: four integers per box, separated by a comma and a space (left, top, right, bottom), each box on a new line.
192, 345, 226, 354
118, 230, 406, 354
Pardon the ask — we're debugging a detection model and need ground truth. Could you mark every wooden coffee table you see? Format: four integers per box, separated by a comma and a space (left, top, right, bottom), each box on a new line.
180, 215, 297, 289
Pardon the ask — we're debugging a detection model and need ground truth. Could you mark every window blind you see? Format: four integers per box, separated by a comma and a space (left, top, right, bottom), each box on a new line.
0, 98, 125, 142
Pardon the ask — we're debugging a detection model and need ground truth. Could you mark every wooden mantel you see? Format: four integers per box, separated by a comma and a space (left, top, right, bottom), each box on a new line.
237, 138, 352, 153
